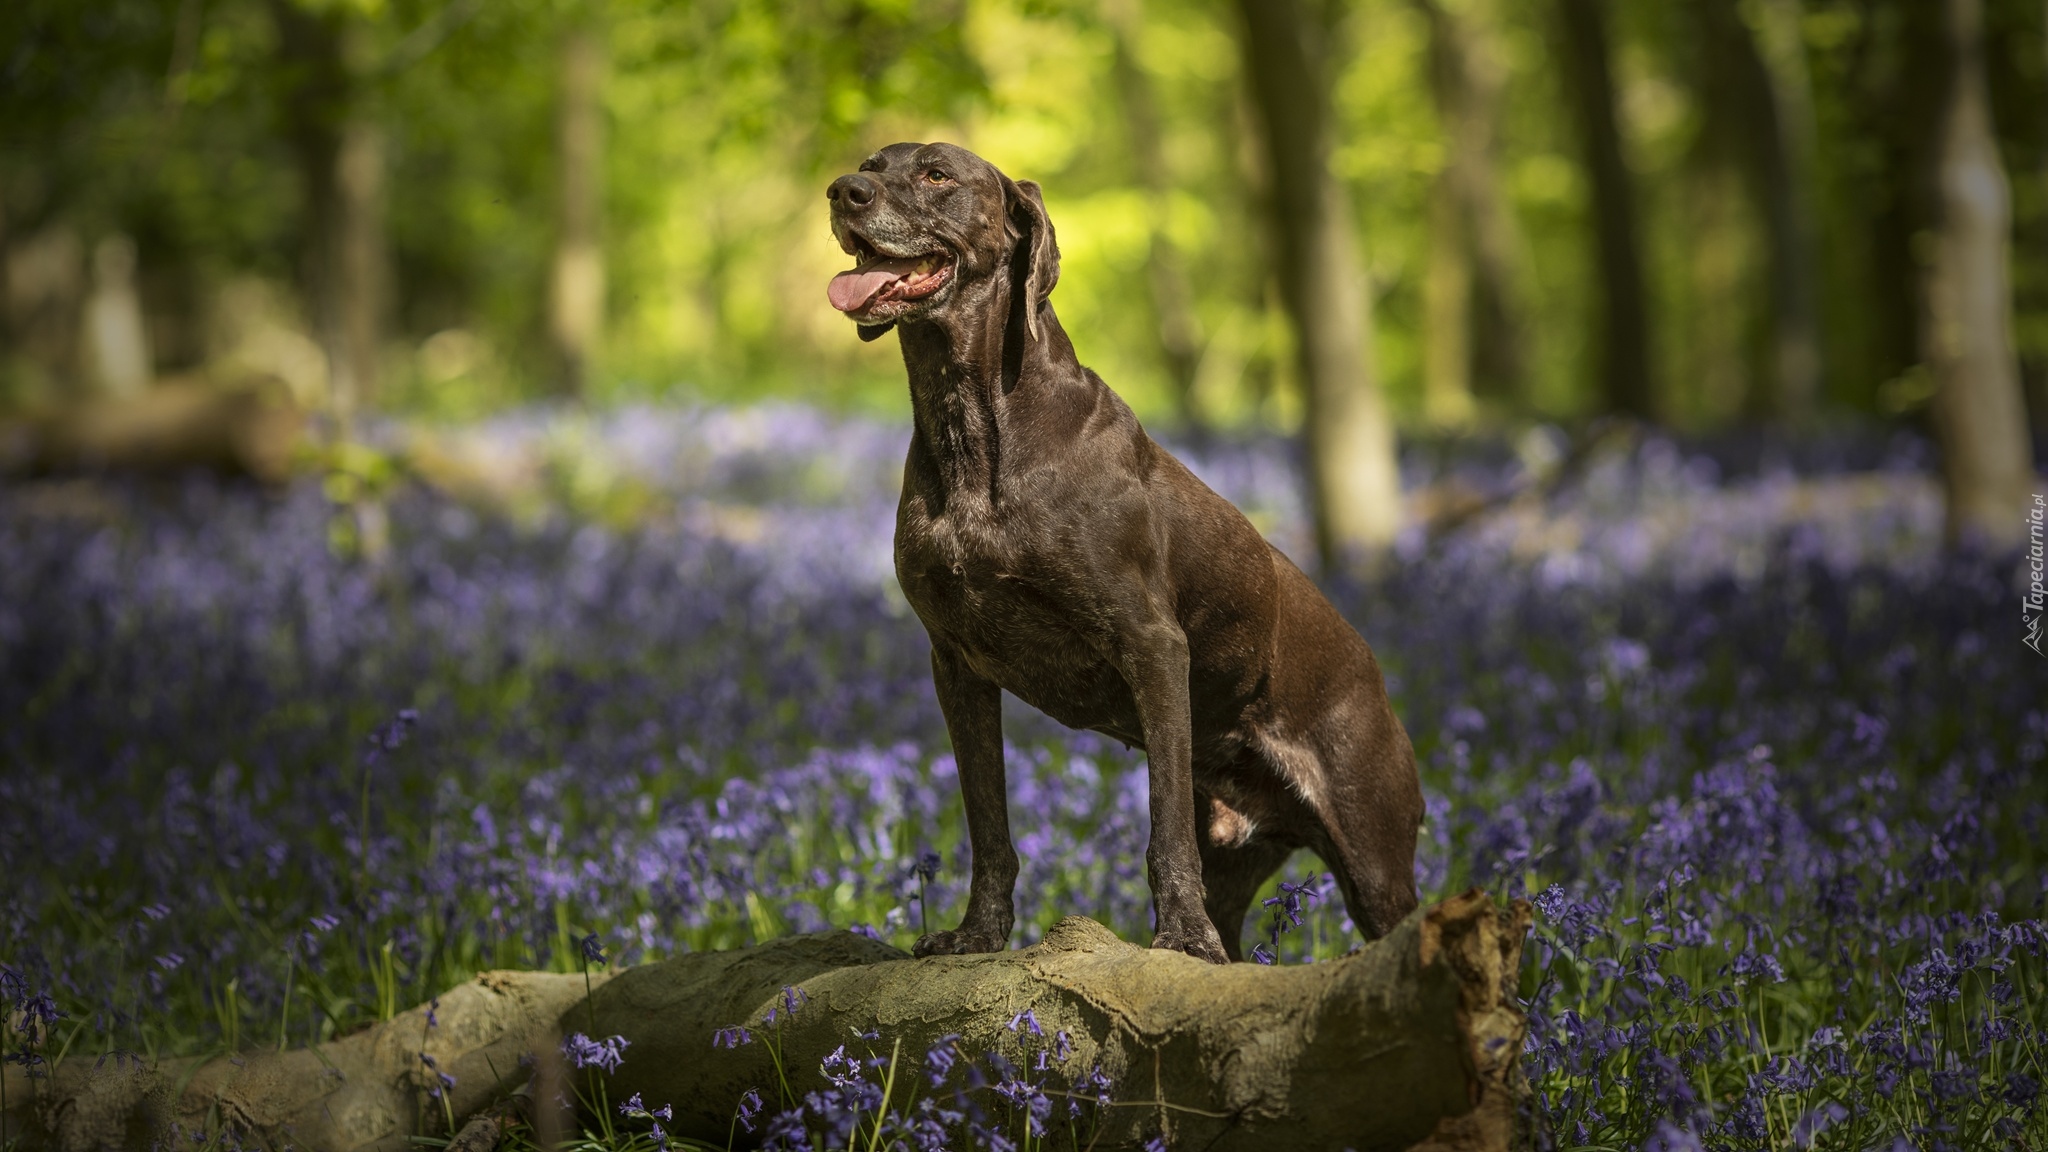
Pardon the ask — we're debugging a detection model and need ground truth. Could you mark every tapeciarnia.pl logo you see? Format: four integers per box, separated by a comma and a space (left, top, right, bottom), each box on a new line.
2028, 493, 2045, 657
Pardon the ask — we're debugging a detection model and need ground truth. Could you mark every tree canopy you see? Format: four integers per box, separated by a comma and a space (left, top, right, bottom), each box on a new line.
3, 0, 2044, 442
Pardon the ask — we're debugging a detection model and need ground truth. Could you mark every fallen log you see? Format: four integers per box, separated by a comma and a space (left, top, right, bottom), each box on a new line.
1, 968, 599, 1152
3, 891, 1531, 1152
0, 375, 305, 483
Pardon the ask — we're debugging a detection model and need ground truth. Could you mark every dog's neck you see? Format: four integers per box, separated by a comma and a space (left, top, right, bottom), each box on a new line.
895, 289, 1076, 503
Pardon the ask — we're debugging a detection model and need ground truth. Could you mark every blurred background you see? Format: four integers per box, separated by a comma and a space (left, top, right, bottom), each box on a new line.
1, 0, 2044, 561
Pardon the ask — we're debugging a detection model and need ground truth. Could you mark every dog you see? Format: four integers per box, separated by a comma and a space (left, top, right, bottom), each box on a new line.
826, 142, 1423, 963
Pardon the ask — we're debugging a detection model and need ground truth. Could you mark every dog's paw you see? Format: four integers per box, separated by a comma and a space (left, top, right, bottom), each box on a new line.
1150, 924, 1230, 965
912, 928, 1008, 957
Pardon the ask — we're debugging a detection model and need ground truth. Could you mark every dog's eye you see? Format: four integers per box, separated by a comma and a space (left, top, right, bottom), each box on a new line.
925, 169, 950, 185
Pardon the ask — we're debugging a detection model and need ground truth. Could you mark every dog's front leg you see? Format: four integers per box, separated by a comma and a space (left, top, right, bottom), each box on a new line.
914, 645, 1018, 956
1121, 620, 1232, 964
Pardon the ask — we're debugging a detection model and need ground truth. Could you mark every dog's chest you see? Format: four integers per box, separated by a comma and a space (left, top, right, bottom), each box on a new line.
895, 499, 1137, 733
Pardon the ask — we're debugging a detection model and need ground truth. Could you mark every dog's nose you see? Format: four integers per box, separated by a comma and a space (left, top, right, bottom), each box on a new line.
827, 174, 876, 210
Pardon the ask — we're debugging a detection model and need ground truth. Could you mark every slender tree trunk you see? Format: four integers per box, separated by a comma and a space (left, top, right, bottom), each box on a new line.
272, 1, 388, 421
1679, 140, 1753, 426
1415, 0, 1528, 418
1104, 0, 1205, 431
1686, 0, 1766, 423
1747, 0, 1824, 421
79, 235, 152, 398
1554, 0, 1654, 420
1421, 162, 1474, 425
334, 118, 387, 415
1698, 0, 1823, 422
1235, 0, 1402, 568
549, 17, 606, 400
1912, 0, 2037, 549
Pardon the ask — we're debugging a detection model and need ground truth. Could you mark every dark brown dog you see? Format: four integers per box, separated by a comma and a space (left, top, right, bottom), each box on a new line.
826, 142, 1422, 963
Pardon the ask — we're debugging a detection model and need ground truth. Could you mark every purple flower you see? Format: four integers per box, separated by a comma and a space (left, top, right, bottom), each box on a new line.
620, 1091, 673, 1122
924, 1033, 963, 1086
560, 1032, 630, 1072
418, 1051, 456, 1096
735, 1086, 764, 1132
766, 985, 808, 1024
1730, 948, 1786, 986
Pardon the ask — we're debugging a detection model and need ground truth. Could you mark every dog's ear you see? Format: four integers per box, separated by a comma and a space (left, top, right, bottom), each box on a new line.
1002, 175, 1060, 342
857, 321, 896, 342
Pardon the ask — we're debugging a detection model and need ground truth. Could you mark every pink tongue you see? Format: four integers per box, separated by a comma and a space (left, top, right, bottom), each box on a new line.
827, 257, 923, 313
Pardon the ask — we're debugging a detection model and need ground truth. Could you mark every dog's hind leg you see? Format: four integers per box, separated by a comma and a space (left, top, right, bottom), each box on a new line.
1196, 794, 1294, 962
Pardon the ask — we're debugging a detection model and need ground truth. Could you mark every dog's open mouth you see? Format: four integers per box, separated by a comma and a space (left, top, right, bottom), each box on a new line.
828, 239, 954, 317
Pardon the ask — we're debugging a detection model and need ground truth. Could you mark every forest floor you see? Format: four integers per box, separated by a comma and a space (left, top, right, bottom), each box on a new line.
1, 405, 2043, 1150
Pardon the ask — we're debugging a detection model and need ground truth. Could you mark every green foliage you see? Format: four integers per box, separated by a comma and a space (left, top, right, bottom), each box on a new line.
2, 0, 2043, 426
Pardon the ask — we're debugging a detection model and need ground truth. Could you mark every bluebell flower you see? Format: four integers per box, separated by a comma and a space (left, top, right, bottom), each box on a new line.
560, 1032, 629, 1072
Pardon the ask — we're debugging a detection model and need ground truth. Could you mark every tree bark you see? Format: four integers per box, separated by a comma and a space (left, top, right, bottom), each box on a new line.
1104, 0, 1206, 432
1745, 0, 1824, 422
78, 235, 152, 399
271, 1, 389, 421
1422, 160, 1476, 426
1676, 138, 1752, 426
1911, 0, 2037, 548
3, 894, 1531, 1152
1695, 0, 1824, 423
1415, 0, 1529, 421
1554, 0, 1654, 420
549, 17, 607, 400
1235, 0, 1403, 569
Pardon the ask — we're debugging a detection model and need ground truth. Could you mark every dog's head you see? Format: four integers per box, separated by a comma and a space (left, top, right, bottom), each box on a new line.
825, 142, 1058, 344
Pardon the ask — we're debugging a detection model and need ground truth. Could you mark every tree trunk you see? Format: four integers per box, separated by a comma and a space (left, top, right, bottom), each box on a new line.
1235, 0, 1403, 569
549, 18, 606, 400
271, 1, 388, 421
1, 895, 1531, 1152
1422, 162, 1475, 426
78, 235, 152, 398
334, 118, 387, 416
1912, 0, 2036, 548
1554, 0, 1654, 420
1682, 0, 1763, 425
1415, 0, 1528, 420
1696, 0, 1823, 423
1745, 0, 1824, 422
1104, 0, 1205, 432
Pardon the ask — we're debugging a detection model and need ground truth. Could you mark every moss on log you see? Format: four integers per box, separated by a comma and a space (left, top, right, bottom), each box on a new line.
3, 892, 1530, 1152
